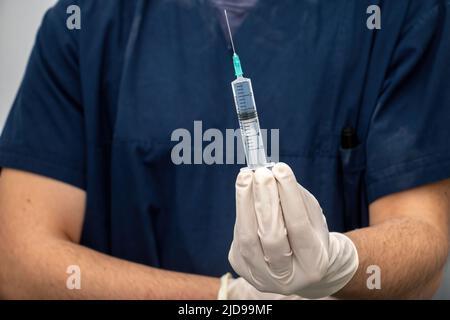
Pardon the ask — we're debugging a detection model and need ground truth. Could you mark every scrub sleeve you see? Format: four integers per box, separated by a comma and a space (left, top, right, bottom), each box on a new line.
366, 2, 450, 203
0, 2, 86, 190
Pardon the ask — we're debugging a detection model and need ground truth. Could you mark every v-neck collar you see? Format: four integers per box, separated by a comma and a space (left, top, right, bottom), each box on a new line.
202, 0, 282, 53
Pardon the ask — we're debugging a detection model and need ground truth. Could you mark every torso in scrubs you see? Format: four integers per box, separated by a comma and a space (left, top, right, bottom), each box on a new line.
1, 0, 450, 276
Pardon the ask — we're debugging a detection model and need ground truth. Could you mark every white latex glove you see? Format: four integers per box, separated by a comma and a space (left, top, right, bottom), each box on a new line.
228, 163, 359, 299
217, 273, 302, 300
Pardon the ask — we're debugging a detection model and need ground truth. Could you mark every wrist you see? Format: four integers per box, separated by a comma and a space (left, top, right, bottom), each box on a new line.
296, 232, 359, 299
217, 273, 233, 300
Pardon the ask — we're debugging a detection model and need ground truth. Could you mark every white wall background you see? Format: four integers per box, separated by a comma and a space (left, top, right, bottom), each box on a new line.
0, 0, 448, 299
0, 0, 57, 128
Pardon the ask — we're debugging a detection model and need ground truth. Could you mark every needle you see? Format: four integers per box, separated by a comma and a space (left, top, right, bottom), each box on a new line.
224, 10, 236, 54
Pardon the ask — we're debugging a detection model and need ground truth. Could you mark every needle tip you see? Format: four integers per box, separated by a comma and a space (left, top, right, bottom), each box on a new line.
224, 9, 236, 54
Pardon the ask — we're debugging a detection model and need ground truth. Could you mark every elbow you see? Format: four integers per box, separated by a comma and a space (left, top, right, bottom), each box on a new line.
0, 246, 14, 299
0, 233, 33, 299
415, 217, 450, 299
431, 228, 450, 296
410, 234, 449, 299
428, 242, 449, 298
0, 239, 19, 299
410, 269, 447, 299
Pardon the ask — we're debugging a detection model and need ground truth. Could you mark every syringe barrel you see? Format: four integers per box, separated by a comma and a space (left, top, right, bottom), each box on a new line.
231, 77, 269, 169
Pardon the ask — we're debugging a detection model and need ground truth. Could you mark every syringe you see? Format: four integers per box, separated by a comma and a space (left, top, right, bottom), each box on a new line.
224, 10, 273, 170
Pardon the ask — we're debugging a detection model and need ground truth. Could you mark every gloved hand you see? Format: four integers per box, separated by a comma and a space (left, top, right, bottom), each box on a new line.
217, 273, 302, 300
228, 163, 359, 299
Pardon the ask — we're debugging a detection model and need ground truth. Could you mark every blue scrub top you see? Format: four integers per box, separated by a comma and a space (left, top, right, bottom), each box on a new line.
1, 0, 450, 277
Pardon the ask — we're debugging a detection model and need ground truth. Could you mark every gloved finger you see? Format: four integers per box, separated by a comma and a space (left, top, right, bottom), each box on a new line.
228, 240, 252, 282
233, 169, 267, 284
253, 167, 293, 279
229, 240, 268, 290
272, 163, 318, 256
297, 183, 329, 245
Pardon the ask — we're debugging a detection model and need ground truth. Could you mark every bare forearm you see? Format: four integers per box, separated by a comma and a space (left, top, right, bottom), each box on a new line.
0, 236, 220, 299
335, 217, 449, 299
